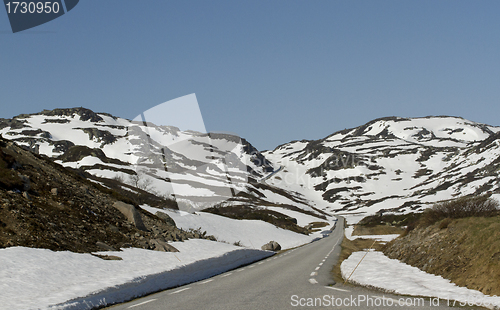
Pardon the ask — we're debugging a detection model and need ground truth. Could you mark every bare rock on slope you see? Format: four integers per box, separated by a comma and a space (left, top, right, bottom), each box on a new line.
113, 201, 147, 231
261, 241, 281, 251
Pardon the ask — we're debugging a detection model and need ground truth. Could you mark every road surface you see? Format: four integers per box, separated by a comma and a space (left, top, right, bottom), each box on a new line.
106, 218, 468, 309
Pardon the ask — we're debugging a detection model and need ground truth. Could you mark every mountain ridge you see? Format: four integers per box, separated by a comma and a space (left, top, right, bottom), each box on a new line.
0, 107, 323, 219
263, 114, 500, 217
2, 108, 500, 220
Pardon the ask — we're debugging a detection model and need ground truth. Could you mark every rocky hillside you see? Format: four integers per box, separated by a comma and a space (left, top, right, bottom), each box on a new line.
263, 116, 500, 216
0, 135, 215, 253
384, 215, 500, 296
0, 108, 322, 218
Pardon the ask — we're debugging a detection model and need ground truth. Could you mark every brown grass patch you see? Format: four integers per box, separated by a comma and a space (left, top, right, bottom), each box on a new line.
308, 221, 330, 232
417, 195, 499, 228
203, 205, 309, 234
352, 224, 404, 236
310, 221, 329, 228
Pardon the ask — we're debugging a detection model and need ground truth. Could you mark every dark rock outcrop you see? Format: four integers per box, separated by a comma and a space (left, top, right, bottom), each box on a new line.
261, 241, 281, 251
113, 201, 147, 231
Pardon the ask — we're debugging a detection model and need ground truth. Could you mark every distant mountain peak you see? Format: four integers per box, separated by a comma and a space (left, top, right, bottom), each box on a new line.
12, 107, 116, 123
264, 115, 500, 216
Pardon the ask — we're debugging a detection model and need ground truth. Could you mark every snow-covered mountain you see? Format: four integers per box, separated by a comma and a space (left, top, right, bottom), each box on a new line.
263, 116, 500, 216
0, 108, 321, 216
2, 110, 500, 219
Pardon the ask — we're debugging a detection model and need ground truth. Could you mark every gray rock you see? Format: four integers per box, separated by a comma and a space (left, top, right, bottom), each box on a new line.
22, 191, 31, 200
92, 253, 123, 260
150, 239, 179, 252
113, 201, 147, 231
51, 188, 58, 196
155, 211, 176, 227
96, 241, 117, 251
261, 241, 281, 252
163, 243, 179, 252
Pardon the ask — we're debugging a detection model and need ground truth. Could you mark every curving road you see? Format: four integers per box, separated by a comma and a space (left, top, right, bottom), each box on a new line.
106, 218, 465, 310
259, 165, 284, 183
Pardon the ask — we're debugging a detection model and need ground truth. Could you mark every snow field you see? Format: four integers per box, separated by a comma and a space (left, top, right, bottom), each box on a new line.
142, 205, 337, 250
0, 240, 272, 310
341, 251, 500, 309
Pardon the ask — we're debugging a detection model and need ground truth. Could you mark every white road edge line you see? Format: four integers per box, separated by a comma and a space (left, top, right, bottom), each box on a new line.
309, 278, 318, 284
325, 287, 351, 292
169, 288, 191, 295
201, 279, 213, 284
310, 272, 317, 276
221, 272, 232, 278
127, 299, 157, 308
315, 266, 320, 271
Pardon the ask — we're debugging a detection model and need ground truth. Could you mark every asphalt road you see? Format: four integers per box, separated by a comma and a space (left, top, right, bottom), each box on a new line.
106, 219, 470, 310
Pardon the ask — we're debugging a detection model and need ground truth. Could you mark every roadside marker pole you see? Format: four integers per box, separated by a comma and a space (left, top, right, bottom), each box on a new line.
344, 239, 377, 285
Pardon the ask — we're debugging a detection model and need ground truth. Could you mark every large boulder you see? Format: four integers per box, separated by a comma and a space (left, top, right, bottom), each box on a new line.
261, 241, 281, 252
155, 211, 176, 227
113, 201, 147, 231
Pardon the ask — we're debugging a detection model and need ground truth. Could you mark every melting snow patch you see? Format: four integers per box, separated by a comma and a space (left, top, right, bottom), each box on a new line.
341, 251, 500, 309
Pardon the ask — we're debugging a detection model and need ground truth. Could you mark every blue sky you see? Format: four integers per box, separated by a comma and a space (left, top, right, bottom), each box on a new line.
1, 1, 500, 150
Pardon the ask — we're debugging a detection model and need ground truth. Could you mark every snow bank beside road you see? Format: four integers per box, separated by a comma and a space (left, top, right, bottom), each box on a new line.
0, 240, 272, 310
341, 251, 500, 309
143, 206, 336, 250
0, 205, 335, 310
